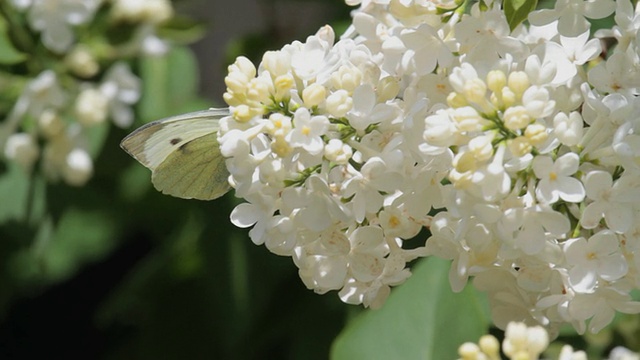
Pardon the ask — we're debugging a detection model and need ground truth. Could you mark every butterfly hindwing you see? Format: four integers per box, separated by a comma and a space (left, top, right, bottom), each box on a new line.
152, 132, 230, 200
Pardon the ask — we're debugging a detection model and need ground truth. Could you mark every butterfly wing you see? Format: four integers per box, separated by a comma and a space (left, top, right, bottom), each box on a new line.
120, 108, 231, 200
152, 132, 230, 200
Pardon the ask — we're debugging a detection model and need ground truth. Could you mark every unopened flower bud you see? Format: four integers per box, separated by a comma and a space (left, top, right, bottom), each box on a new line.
274, 74, 294, 99
63, 148, 93, 186
332, 65, 362, 93
271, 135, 292, 157
503, 106, 531, 130
233, 104, 254, 122
508, 71, 530, 96
262, 51, 291, 77
267, 113, 292, 137
38, 110, 64, 139
302, 83, 327, 108
75, 88, 109, 126
5, 133, 39, 170
524, 123, 547, 145
501, 87, 517, 108
487, 70, 507, 93
376, 76, 400, 102
468, 135, 494, 161
326, 90, 352, 118
508, 136, 532, 157
447, 92, 467, 108
65, 46, 99, 78
230, 56, 257, 79
324, 139, 352, 164
463, 78, 487, 104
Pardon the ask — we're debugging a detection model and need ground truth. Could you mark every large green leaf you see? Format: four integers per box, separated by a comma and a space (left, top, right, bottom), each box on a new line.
504, 0, 538, 32
0, 164, 31, 223
331, 257, 490, 360
37, 208, 117, 282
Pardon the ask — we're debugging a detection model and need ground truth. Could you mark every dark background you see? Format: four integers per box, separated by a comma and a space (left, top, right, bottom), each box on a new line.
0, 1, 355, 359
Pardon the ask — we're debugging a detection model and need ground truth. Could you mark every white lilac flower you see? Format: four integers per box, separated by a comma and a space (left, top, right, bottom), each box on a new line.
4, 133, 39, 170
399, 23, 453, 76
75, 87, 109, 126
581, 171, 640, 233
532, 153, 585, 204
22, 0, 102, 53
564, 231, 628, 293
99, 62, 141, 128
215, 0, 640, 333
528, 0, 616, 37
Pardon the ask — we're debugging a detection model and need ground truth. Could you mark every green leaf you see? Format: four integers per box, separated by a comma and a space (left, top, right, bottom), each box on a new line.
0, 17, 27, 65
0, 164, 31, 223
38, 208, 117, 282
331, 257, 490, 360
504, 0, 538, 32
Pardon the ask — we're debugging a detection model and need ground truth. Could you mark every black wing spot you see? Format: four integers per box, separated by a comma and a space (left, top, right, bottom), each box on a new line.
170, 138, 182, 145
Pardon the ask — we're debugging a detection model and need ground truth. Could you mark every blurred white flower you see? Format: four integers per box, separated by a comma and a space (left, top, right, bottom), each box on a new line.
4, 133, 39, 170
23, 0, 102, 53
99, 62, 141, 128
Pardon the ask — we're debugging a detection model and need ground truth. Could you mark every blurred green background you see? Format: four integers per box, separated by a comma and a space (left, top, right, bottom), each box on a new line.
0, 1, 355, 358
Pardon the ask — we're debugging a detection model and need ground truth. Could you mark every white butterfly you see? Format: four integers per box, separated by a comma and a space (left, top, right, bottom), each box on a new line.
120, 108, 231, 200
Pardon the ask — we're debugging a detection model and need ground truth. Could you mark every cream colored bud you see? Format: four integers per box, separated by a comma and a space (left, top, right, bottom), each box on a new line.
75, 88, 109, 126
231, 56, 257, 79
225, 71, 250, 95
478, 335, 500, 358
503, 106, 531, 130
453, 151, 477, 173
233, 105, 254, 123
302, 83, 327, 108
501, 87, 516, 108
38, 110, 64, 139
463, 78, 487, 104
524, 123, 547, 145
247, 75, 273, 103
261, 51, 291, 77
452, 106, 484, 132
112, 0, 173, 23
143, 0, 173, 24
65, 47, 99, 78
315, 25, 335, 46
487, 70, 507, 93
331, 65, 362, 92
223, 91, 243, 107
457, 342, 481, 360
376, 76, 400, 102
63, 148, 93, 186
267, 113, 292, 137
271, 135, 292, 158
447, 92, 468, 108
508, 136, 532, 157
274, 74, 294, 99
468, 135, 494, 162
527, 326, 549, 356
5, 133, 39, 169
508, 71, 530, 95
324, 139, 352, 164
326, 90, 352, 118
